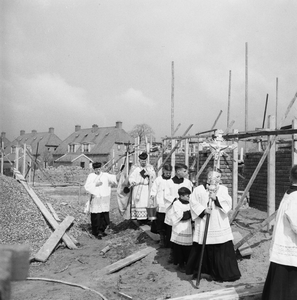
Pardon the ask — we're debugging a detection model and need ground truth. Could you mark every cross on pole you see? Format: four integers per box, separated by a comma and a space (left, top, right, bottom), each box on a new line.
201, 129, 237, 171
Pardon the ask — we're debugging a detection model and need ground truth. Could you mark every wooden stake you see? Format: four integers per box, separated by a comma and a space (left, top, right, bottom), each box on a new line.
227, 70, 231, 131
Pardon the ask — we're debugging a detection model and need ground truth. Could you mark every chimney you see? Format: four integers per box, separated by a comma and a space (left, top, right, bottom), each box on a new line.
49, 127, 54, 134
32, 130, 37, 134
116, 121, 122, 129
1, 132, 5, 138
75, 125, 81, 132
92, 124, 99, 132
20, 130, 25, 136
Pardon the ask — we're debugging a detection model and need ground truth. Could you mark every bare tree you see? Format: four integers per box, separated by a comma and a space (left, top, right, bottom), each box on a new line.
129, 124, 155, 143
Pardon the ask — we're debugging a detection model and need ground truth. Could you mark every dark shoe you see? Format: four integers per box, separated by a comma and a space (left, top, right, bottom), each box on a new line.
95, 235, 102, 240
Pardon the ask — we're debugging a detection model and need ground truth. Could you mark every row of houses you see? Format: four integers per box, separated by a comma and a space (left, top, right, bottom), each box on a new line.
1, 121, 135, 174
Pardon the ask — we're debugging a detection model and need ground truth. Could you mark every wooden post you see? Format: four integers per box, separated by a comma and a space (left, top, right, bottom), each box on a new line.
232, 129, 238, 209
1, 139, 3, 175
15, 146, 19, 172
267, 115, 276, 230
196, 142, 200, 185
171, 61, 175, 137
211, 110, 223, 130
275, 77, 278, 129
227, 70, 231, 132
22, 144, 26, 177
292, 118, 297, 165
171, 139, 176, 176
245, 42, 248, 132
185, 138, 189, 166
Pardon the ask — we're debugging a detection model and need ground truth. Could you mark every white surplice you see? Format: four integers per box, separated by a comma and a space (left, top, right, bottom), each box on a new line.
190, 184, 233, 244
84, 172, 117, 213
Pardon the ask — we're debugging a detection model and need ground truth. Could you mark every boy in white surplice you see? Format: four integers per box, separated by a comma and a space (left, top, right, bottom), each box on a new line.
167, 187, 193, 273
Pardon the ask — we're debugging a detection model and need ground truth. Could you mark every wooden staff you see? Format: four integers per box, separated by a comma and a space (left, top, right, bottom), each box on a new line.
196, 159, 220, 287
196, 199, 212, 288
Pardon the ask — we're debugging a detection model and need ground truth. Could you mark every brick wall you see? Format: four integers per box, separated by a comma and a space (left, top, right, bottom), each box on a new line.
241, 150, 292, 209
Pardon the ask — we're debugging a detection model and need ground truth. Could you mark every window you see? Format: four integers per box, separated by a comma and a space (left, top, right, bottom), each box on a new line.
68, 144, 77, 152
82, 143, 90, 152
80, 162, 85, 168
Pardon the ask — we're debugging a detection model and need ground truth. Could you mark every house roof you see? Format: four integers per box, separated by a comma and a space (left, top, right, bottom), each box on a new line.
4, 130, 62, 155
55, 153, 93, 163
54, 124, 133, 156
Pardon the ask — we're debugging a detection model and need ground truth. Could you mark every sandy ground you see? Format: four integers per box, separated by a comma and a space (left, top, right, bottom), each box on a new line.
10, 185, 271, 300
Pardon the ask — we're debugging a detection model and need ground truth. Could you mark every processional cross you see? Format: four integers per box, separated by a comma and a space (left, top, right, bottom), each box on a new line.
201, 129, 237, 170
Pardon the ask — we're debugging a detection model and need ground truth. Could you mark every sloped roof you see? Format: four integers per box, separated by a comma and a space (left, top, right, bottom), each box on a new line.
4, 131, 62, 155
54, 125, 133, 155
55, 153, 93, 163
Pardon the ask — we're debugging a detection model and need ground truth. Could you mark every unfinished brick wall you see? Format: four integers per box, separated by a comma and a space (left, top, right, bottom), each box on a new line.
240, 150, 292, 210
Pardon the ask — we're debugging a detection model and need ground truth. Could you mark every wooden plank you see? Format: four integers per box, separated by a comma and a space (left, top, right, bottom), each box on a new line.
232, 231, 252, 257
170, 283, 264, 299
46, 202, 61, 221
99, 246, 156, 275
34, 216, 75, 262
14, 169, 77, 249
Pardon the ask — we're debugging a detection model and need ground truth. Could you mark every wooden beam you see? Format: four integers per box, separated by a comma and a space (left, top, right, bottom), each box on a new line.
267, 115, 276, 230
46, 202, 61, 221
34, 216, 75, 262
14, 169, 77, 249
232, 231, 252, 257
98, 246, 156, 275
232, 129, 238, 209
223, 128, 297, 140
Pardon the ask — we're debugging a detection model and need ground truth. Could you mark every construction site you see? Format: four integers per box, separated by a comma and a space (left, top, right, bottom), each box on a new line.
1, 86, 297, 299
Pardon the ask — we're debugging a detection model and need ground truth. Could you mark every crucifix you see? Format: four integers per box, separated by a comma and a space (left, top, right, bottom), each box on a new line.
201, 129, 237, 170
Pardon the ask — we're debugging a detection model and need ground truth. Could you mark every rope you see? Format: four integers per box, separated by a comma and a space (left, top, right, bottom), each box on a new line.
27, 277, 108, 300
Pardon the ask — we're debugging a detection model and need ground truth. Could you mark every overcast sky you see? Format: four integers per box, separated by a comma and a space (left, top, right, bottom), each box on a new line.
1, 0, 297, 142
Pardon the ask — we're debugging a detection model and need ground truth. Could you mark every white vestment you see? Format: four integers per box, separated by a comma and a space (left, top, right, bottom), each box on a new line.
190, 184, 233, 244
84, 172, 117, 213
150, 175, 171, 213
128, 164, 156, 220
169, 200, 193, 246
269, 190, 297, 267
164, 177, 193, 226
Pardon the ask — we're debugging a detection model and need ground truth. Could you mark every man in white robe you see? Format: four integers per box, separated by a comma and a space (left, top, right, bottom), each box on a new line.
186, 169, 241, 282
262, 165, 297, 300
84, 162, 119, 239
129, 152, 156, 221
149, 164, 172, 247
